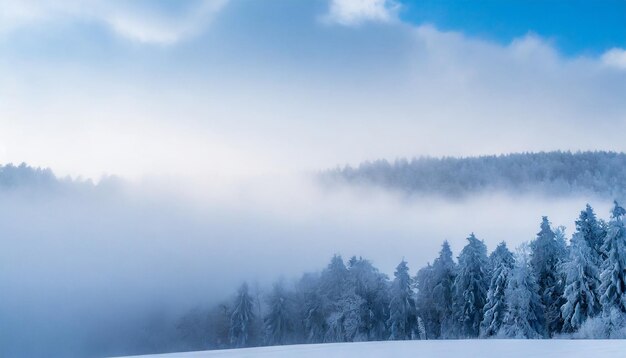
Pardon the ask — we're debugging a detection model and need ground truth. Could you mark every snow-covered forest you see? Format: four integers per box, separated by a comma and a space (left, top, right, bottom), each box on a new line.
323, 151, 626, 198
176, 201, 626, 351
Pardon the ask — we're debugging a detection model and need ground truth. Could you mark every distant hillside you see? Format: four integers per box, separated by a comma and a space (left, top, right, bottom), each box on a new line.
0, 163, 108, 192
0, 163, 61, 189
322, 151, 626, 198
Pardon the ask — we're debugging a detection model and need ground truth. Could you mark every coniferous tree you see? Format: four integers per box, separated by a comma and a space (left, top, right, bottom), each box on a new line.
415, 263, 437, 339
301, 281, 326, 343
419, 241, 456, 339
599, 201, 626, 315
433, 241, 457, 338
347, 257, 390, 341
324, 288, 364, 342
530, 217, 566, 336
230, 282, 256, 348
561, 232, 601, 333
319, 255, 349, 302
388, 260, 418, 340
454, 233, 489, 338
318, 255, 349, 342
264, 281, 296, 345
575, 204, 607, 263
500, 243, 545, 338
480, 242, 514, 337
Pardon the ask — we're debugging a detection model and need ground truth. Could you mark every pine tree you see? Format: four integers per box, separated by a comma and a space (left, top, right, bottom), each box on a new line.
454, 233, 489, 338
317, 255, 350, 342
599, 201, 626, 314
319, 255, 349, 303
303, 290, 326, 343
230, 282, 256, 348
324, 288, 364, 342
347, 257, 390, 341
575, 204, 607, 263
415, 263, 437, 339
500, 243, 545, 338
388, 260, 418, 340
480, 242, 514, 337
264, 281, 295, 345
530, 217, 566, 336
425, 241, 456, 339
296, 271, 326, 343
561, 232, 601, 333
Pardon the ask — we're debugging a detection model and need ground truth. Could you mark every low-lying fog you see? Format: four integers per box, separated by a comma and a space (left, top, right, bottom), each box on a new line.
0, 173, 614, 357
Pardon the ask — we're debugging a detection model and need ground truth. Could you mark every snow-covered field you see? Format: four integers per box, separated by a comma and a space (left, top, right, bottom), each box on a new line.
119, 340, 626, 358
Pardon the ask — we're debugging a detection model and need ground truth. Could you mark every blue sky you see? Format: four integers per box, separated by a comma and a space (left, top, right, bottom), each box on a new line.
0, 0, 625, 180
400, 0, 626, 56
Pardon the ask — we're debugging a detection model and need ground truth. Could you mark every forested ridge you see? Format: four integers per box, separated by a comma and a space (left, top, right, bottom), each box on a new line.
178, 202, 626, 350
0, 162, 102, 190
322, 151, 626, 198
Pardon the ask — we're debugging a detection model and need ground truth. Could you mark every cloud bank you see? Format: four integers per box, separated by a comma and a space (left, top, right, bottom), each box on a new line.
0, 0, 228, 44
0, 1, 625, 182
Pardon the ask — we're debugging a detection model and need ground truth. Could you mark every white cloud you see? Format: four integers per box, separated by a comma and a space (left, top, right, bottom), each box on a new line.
0, 0, 228, 44
104, 0, 228, 45
1, 4, 626, 181
601, 48, 626, 70
324, 0, 399, 26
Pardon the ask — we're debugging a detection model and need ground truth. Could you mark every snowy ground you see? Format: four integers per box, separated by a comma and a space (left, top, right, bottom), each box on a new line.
118, 340, 626, 358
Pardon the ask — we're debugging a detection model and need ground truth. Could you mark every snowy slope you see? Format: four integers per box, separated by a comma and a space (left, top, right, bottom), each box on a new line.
119, 340, 626, 358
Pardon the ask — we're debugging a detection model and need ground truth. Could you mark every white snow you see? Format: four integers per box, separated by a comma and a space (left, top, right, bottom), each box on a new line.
118, 340, 626, 358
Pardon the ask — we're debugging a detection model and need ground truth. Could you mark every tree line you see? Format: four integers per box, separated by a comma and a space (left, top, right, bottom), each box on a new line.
322, 151, 626, 198
177, 201, 626, 350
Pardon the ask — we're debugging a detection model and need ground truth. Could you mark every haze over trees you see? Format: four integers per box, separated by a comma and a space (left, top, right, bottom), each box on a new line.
5, 159, 626, 355
177, 202, 626, 350
323, 151, 626, 199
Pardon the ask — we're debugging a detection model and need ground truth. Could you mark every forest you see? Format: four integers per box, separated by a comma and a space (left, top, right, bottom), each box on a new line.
323, 151, 626, 198
176, 201, 626, 350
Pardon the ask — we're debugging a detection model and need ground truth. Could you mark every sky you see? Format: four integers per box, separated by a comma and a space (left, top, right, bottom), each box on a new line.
1, 1, 626, 356
0, 0, 625, 182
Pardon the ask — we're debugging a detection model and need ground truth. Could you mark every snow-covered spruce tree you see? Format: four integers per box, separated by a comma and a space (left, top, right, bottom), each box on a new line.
388, 260, 418, 340
599, 201, 626, 315
480, 241, 514, 337
299, 274, 327, 343
433, 241, 457, 338
319, 255, 349, 303
347, 257, 390, 341
264, 281, 296, 346
453, 233, 489, 338
324, 288, 364, 342
529, 217, 566, 336
560, 231, 601, 333
318, 255, 350, 342
415, 263, 437, 339
576, 204, 607, 263
230, 282, 257, 348
500, 243, 545, 338
298, 255, 349, 344
419, 241, 456, 339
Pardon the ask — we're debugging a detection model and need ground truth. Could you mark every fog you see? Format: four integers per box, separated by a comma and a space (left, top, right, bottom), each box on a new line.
0, 172, 615, 357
